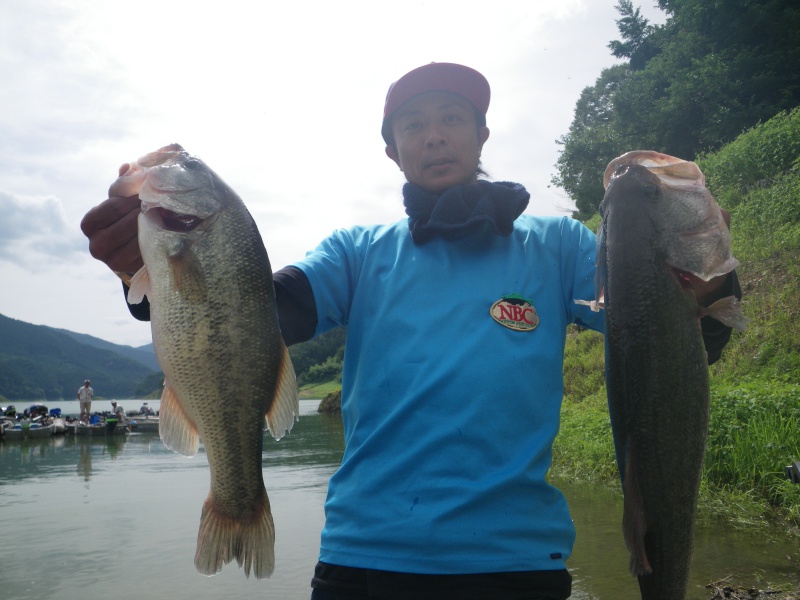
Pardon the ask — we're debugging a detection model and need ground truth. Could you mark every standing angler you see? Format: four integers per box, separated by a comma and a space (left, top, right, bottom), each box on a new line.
82, 65, 742, 600
597, 151, 746, 599
110, 143, 299, 579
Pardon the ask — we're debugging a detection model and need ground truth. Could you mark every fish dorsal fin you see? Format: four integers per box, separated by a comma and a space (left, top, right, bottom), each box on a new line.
159, 380, 200, 456
127, 266, 152, 304
265, 344, 300, 441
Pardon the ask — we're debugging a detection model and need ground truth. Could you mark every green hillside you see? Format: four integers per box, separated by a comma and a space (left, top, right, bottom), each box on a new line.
0, 313, 159, 401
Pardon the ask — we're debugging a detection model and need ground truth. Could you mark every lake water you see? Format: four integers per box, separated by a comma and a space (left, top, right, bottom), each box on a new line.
1, 399, 797, 600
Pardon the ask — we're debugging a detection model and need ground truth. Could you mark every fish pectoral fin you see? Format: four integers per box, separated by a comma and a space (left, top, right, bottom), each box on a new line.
622, 446, 653, 576
127, 266, 152, 304
265, 344, 300, 441
158, 381, 200, 456
574, 284, 606, 312
574, 299, 604, 312
699, 295, 748, 331
194, 487, 275, 579
167, 246, 207, 300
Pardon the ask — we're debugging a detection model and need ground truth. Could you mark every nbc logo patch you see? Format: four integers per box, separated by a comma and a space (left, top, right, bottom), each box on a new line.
490, 294, 539, 331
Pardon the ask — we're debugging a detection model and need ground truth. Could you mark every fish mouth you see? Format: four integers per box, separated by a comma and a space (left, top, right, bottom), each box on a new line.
670, 266, 702, 292
142, 204, 205, 233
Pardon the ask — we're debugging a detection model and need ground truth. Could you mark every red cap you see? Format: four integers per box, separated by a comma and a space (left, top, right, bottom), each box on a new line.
383, 62, 491, 119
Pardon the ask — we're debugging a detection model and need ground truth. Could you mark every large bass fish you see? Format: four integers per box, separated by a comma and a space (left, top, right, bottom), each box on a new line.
109, 143, 299, 579
590, 151, 746, 599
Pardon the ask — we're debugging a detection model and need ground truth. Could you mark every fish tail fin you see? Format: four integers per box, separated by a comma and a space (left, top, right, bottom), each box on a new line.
127, 266, 151, 304
194, 488, 275, 579
159, 381, 200, 456
265, 344, 299, 441
699, 295, 748, 331
622, 446, 653, 576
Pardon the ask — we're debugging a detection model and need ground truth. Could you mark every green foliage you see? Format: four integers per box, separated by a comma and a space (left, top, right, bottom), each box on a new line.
299, 380, 342, 399
553, 391, 617, 483
696, 107, 800, 263
704, 384, 800, 520
563, 327, 605, 400
607, 0, 656, 65
551, 65, 634, 219
697, 107, 800, 195
302, 353, 343, 386
552, 0, 800, 217
289, 327, 346, 382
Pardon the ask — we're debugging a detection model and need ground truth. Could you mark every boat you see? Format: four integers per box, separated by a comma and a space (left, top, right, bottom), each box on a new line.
52, 417, 68, 435
69, 419, 135, 436
2, 421, 55, 440
131, 416, 159, 433
70, 422, 107, 436
26, 422, 55, 438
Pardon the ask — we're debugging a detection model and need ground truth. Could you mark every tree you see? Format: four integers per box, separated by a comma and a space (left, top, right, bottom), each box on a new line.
552, 65, 634, 219
615, 0, 800, 158
552, 0, 800, 218
607, 0, 657, 69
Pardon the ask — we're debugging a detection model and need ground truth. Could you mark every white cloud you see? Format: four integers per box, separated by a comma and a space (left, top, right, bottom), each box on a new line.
0, 191, 86, 269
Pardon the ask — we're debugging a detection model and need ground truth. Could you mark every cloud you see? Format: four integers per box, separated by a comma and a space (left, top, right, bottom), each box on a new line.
0, 191, 87, 270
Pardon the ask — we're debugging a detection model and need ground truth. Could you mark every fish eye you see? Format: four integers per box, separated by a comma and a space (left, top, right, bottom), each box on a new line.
644, 184, 659, 200
184, 158, 202, 170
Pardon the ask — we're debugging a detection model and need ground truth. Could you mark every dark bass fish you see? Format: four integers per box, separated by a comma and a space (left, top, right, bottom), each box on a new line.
588, 151, 746, 599
110, 143, 299, 579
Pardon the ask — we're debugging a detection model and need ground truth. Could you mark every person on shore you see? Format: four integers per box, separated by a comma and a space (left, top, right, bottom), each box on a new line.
81, 62, 739, 599
77, 380, 93, 424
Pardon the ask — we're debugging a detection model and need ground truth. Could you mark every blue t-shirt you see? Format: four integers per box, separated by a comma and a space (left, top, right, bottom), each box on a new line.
293, 214, 604, 574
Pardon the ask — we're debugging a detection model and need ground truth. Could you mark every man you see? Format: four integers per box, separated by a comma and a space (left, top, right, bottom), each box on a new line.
81, 63, 738, 599
77, 379, 93, 424
110, 400, 130, 432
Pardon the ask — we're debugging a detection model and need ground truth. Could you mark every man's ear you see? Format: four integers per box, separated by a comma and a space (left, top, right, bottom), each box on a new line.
478, 126, 490, 149
385, 145, 402, 170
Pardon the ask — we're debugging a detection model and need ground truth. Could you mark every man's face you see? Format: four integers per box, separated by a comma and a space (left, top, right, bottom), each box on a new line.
386, 91, 490, 194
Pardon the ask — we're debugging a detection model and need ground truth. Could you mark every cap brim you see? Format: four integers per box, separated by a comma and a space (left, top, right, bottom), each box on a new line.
383, 62, 490, 119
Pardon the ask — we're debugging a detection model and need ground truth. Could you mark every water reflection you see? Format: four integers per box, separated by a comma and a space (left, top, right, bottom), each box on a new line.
78, 443, 92, 481
556, 477, 800, 599
0, 432, 131, 484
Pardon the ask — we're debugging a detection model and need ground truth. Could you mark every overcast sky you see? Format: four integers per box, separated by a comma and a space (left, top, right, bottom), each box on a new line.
0, 0, 666, 348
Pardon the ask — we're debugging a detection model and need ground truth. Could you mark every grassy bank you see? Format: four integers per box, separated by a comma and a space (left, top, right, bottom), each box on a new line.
555, 335, 800, 531
299, 381, 342, 399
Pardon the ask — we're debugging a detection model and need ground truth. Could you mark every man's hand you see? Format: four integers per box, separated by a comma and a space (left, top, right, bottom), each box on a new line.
80, 195, 143, 275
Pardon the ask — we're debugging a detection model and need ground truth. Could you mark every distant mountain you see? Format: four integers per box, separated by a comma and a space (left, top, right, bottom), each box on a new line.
51, 327, 159, 371
0, 313, 160, 402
